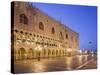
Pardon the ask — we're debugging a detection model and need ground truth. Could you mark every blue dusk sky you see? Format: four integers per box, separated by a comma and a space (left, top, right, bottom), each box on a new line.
32, 2, 97, 52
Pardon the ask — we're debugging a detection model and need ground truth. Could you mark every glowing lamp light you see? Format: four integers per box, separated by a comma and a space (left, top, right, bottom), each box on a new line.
67, 48, 71, 52
39, 47, 42, 51
35, 45, 42, 51
35, 47, 37, 50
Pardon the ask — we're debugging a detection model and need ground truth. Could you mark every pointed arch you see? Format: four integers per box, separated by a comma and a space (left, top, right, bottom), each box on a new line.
18, 48, 26, 60
20, 14, 28, 25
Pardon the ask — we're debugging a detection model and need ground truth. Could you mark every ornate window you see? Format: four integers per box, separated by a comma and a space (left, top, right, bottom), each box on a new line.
66, 34, 68, 39
51, 27, 55, 34
39, 22, 44, 30
59, 31, 63, 40
20, 14, 28, 25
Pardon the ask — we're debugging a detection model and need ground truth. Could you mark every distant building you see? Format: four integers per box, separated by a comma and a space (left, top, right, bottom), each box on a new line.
11, 1, 79, 60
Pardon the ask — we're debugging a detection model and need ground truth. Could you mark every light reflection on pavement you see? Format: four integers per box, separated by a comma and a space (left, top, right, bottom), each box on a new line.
14, 54, 97, 74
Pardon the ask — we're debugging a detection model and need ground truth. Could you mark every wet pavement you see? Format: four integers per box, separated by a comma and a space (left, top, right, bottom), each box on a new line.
14, 54, 97, 74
